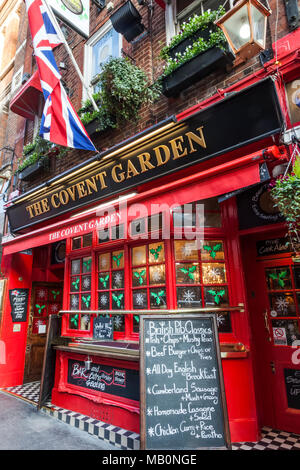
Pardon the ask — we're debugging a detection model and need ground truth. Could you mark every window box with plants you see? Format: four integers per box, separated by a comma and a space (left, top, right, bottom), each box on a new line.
16, 136, 67, 182
270, 157, 300, 262
78, 57, 161, 137
160, 7, 235, 97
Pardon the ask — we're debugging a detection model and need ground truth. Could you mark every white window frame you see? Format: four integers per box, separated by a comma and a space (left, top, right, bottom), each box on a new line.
83, 20, 122, 102
165, 0, 234, 44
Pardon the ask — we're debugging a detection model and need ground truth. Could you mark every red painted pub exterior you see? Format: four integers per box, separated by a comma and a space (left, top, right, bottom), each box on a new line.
0, 0, 300, 448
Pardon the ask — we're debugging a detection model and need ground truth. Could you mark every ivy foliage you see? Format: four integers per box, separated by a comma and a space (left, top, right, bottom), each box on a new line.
17, 135, 68, 173
160, 7, 228, 78
270, 157, 300, 252
78, 57, 161, 130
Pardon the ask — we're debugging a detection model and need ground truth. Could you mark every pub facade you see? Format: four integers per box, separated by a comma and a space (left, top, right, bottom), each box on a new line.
0, 0, 299, 448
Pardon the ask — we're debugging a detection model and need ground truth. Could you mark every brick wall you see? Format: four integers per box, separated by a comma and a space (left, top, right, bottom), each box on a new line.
10, 0, 294, 193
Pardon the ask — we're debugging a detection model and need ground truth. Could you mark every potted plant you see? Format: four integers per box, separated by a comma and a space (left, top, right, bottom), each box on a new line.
78, 56, 161, 137
159, 7, 235, 97
270, 157, 300, 262
17, 136, 67, 181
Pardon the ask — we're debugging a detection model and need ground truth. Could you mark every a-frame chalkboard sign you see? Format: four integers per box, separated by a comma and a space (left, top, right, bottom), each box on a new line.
140, 314, 231, 450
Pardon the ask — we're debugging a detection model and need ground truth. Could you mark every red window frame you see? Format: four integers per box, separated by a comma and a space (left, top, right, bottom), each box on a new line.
61, 199, 244, 345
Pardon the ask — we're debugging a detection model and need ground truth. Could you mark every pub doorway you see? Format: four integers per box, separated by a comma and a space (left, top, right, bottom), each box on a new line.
241, 232, 300, 435
23, 243, 65, 384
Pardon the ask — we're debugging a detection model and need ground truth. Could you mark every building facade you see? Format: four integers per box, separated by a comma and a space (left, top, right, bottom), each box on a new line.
0, 0, 299, 448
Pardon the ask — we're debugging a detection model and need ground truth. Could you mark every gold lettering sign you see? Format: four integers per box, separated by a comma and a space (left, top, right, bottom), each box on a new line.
24, 126, 206, 220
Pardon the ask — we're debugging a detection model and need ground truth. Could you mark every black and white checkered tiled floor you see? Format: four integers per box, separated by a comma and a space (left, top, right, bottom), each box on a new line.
1, 381, 300, 450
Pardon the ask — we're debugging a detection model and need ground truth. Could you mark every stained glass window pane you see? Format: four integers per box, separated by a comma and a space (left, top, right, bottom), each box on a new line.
202, 263, 227, 284
81, 294, 91, 310
70, 276, 80, 292
149, 265, 165, 285
82, 275, 91, 291
82, 257, 92, 273
266, 267, 291, 290
175, 263, 200, 284
112, 270, 124, 289
201, 241, 224, 261
71, 259, 81, 275
99, 253, 110, 271
98, 292, 110, 310
133, 289, 148, 309
69, 314, 79, 329
70, 294, 79, 309
150, 288, 167, 309
113, 314, 125, 332
176, 286, 202, 308
72, 237, 81, 250
132, 246, 146, 266
80, 314, 90, 330
204, 286, 229, 307
132, 268, 147, 287
98, 272, 110, 290
269, 292, 296, 317
149, 243, 165, 264
112, 250, 124, 269
83, 233, 92, 247
174, 240, 199, 260
111, 291, 125, 310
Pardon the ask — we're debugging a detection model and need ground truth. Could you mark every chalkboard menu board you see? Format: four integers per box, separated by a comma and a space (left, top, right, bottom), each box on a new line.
67, 359, 139, 401
140, 314, 230, 450
284, 369, 300, 410
93, 315, 114, 341
9, 288, 29, 322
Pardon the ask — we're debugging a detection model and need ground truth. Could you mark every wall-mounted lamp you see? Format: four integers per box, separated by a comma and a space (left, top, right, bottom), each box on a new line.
84, 356, 92, 370
110, 1, 145, 42
215, 0, 271, 61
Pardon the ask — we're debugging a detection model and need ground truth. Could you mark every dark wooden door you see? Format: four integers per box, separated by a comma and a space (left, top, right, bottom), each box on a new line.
23, 283, 62, 383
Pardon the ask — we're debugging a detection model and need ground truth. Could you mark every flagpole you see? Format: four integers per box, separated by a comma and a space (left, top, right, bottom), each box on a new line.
43, 0, 99, 112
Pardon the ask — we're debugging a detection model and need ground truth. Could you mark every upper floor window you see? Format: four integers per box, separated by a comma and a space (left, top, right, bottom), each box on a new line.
166, 0, 233, 43
83, 21, 122, 99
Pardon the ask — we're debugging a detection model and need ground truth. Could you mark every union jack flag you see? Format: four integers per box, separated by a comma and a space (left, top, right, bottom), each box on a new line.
25, 0, 96, 151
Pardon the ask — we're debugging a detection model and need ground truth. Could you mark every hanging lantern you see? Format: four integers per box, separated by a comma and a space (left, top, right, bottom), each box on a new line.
215, 0, 271, 60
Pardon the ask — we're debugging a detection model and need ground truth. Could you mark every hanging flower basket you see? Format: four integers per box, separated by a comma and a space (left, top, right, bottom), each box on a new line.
161, 46, 234, 97
270, 157, 300, 260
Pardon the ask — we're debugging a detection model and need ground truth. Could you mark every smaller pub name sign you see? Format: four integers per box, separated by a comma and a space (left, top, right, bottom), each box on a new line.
7, 78, 283, 233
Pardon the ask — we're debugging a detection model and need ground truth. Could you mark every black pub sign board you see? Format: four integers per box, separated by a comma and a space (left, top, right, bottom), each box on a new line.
9, 288, 29, 322
8, 78, 283, 233
67, 359, 139, 401
139, 314, 231, 450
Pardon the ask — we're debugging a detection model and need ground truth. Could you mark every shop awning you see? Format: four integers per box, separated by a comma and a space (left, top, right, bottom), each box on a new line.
154, 0, 166, 8
9, 70, 42, 120
1, 146, 287, 257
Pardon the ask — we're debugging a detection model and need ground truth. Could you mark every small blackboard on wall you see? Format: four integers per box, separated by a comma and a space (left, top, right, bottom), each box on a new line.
140, 314, 231, 450
284, 369, 300, 410
93, 315, 114, 341
9, 288, 29, 322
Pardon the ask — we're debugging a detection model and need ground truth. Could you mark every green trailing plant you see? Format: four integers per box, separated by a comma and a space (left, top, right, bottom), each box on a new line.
78, 56, 161, 131
159, 7, 228, 78
17, 135, 68, 173
270, 157, 300, 254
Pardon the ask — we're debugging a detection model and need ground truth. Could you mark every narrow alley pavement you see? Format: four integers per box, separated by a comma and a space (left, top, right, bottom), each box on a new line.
0, 391, 118, 451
